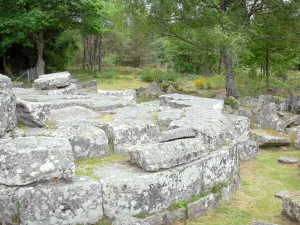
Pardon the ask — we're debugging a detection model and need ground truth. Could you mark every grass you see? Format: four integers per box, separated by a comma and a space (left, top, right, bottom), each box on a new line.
75, 154, 128, 179
92, 114, 115, 122
175, 149, 300, 225
45, 120, 57, 130
254, 129, 290, 138
152, 112, 169, 131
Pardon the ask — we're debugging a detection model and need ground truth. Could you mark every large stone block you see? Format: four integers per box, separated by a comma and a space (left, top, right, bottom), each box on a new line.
282, 192, 300, 223
158, 128, 196, 142
0, 74, 16, 137
97, 89, 137, 101
33, 72, 71, 90
40, 83, 78, 95
17, 177, 103, 225
95, 144, 239, 217
16, 98, 51, 127
129, 138, 213, 171
251, 129, 291, 147
0, 137, 75, 186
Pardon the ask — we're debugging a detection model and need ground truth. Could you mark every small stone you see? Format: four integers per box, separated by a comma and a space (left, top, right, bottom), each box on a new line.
278, 156, 298, 164
275, 190, 290, 199
166, 85, 177, 94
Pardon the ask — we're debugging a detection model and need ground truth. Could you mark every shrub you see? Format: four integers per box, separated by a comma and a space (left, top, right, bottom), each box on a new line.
140, 68, 162, 82
194, 79, 205, 89
157, 70, 181, 82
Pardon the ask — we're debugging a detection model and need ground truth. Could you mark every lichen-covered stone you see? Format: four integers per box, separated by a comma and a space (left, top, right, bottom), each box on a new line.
97, 89, 137, 101
158, 128, 196, 142
113, 215, 149, 225
33, 72, 71, 90
157, 108, 184, 127
236, 140, 259, 161
275, 190, 290, 199
0, 74, 16, 137
278, 156, 298, 164
0, 137, 75, 186
143, 208, 185, 225
95, 144, 239, 217
0, 185, 19, 224
16, 98, 51, 127
17, 177, 103, 225
146, 82, 163, 97
40, 83, 78, 95
251, 129, 291, 147
129, 138, 213, 171
282, 192, 300, 222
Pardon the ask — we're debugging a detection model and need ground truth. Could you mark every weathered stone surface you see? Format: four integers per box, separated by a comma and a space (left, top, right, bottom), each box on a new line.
215, 91, 227, 100
40, 83, 78, 95
238, 109, 252, 119
97, 89, 137, 101
239, 96, 259, 108
160, 94, 223, 111
278, 156, 298, 164
157, 108, 184, 127
106, 123, 160, 154
17, 177, 103, 225
129, 138, 213, 171
282, 192, 300, 222
287, 126, 300, 149
57, 123, 109, 159
187, 194, 218, 219
275, 190, 290, 199
0, 185, 19, 224
143, 208, 185, 225
236, 140, 259, 161
146, 82, 163, 97
95, 144, 239, 217
158, 128, 196, 142
253, 103, 285, 132
16, 98, 51, 127
33, 72, 71, 90
228, 115, 250, 143
166, 85, 176, 94
0, 137, 75, 186
251, 129, 291, 147
0, 74, 16, 137
113, 216, 149, 225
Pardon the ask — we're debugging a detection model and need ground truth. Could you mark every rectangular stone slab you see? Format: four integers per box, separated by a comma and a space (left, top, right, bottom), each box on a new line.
33, 72, 71, 90
0, 137, 75, 186
129, 138, 213, 171
95, 144, 239, 217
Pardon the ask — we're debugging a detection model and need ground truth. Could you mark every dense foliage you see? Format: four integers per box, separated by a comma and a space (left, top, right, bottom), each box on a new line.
1, 0, 300, 96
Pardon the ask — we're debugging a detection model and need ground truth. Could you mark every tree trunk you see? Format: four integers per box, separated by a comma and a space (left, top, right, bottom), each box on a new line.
224, 52, 239, 98
99, 36, 103, 73
83, 39, 86, 70
34, 32, 45, 76
218, 52, 223, 74
265, 48, 270, 87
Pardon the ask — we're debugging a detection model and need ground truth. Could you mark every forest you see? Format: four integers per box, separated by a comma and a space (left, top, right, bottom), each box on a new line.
1, 0, 300, 96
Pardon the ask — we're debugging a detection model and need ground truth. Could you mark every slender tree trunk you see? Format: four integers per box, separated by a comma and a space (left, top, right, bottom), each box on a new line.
218, 51, 223, 74
2, 53, 11, 77
99, 36, 103, 73
34, 32, 45, 76
83, 39, 86, 70
224, 52, 239, 98
265, 48, 270, 87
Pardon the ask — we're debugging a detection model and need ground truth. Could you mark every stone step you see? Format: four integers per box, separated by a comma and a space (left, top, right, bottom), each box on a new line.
129, 138, 213, 171
0, 137, 75, 186
94, 144, 239, 217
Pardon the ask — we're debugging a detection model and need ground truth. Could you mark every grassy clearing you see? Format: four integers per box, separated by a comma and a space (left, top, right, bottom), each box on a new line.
175, 149, 300, 225
75, 154, 128, 179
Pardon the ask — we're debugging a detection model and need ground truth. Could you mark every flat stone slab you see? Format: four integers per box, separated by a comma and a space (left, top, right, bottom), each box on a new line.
16, 98, 51, 127
95, 145, 239, 217
157, 108, 184, 127
129, 138, 213, 171
1, 177, 103, 225
40, 83, 78, 95
278, 156, 298, 164
33, 72, 71, 90
0, 137, 75, 186
275, 190, 290, 199
282, 192, 300, 222
158, 127, 196, 142
97, 89, 137, 100
251, 129, 291, 147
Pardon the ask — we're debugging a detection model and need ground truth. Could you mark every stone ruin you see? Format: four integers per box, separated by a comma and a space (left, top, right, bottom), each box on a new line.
0, 72, 259, 225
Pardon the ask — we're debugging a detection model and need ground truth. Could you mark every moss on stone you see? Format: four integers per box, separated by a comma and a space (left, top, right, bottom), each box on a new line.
45, 120, 57, 130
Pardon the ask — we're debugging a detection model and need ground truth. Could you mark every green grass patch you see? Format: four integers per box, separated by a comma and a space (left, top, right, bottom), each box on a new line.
92, 114, 115, 122
179, 149, 300, 225
137, 97, 159, 104
254, 129, 289, 138
75, 154, 128, 179
45, 120, 57, 130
